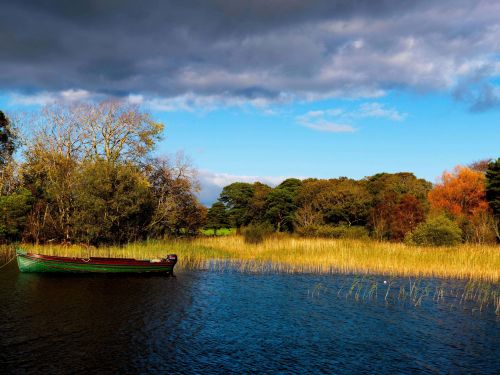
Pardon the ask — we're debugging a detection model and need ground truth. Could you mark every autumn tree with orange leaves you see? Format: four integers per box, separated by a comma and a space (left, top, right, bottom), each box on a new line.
428, 166, 495, 243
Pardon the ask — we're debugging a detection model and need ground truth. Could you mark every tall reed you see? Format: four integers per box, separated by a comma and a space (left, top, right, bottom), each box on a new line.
0, 244, 15, 265
14, 235, 500, 282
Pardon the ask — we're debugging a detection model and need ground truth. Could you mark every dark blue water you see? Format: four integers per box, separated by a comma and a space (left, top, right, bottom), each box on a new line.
1, 263, 499, 374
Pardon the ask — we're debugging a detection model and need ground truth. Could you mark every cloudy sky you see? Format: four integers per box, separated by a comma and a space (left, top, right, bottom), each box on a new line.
1, 0, 499, 204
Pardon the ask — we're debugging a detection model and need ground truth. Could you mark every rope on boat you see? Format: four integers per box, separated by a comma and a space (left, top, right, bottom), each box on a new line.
0, 253, 17, 270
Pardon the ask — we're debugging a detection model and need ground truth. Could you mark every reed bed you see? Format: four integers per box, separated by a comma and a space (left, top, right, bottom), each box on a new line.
0, 244, 16, 266
2, 238, 499, 313
306, 276, 500, 314
15, 236, 500, 282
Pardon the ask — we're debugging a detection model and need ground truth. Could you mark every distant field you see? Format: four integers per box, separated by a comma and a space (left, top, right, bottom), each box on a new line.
200, 228, 236, 236
9, 236, 500, 282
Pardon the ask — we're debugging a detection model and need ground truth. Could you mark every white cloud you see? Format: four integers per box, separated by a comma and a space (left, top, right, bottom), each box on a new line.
10, 89, 96, 106
297, 102, 406, 133
357, 102, 406, 121
199, 170, 287, 188
127, 94, 144, 105
59, 89, 92, 102
300, 120, 355, 133
130, 92, 297, 113
3, 1, 500, 110
197, 170, 296, 205
9, 92, 57, 106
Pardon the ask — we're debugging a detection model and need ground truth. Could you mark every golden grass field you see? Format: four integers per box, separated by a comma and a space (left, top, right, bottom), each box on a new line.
7, 236, 500, 282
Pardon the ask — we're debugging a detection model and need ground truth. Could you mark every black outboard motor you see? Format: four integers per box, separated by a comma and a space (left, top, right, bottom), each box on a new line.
165, 254, 177, 263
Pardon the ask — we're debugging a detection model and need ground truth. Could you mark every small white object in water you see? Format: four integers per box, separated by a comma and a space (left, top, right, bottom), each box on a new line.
383, 280, 387, 284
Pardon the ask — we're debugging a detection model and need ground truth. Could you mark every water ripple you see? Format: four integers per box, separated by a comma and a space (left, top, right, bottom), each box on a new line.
0, 265, 499, 374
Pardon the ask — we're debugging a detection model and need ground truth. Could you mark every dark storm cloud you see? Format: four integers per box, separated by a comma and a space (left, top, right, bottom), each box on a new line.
1, 0, 500, 109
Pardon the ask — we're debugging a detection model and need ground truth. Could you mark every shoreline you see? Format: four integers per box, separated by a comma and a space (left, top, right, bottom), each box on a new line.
2, 236, 498, 283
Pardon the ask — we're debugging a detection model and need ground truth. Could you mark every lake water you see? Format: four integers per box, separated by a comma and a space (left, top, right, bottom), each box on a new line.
1, 263, 499, 374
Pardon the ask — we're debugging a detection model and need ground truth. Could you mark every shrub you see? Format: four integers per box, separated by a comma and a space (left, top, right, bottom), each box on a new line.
461, 212, 497, 244
294, 225, 320, 237
405, 215, 462, 246
295, 224, 369, 240
0, 188, 33, 242
242, 223, 274, 244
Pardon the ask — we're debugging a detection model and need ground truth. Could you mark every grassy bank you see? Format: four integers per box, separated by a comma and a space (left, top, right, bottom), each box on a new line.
12, 236, 500, 282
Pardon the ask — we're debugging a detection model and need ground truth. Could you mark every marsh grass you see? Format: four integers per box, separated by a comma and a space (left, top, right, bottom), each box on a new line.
2, 237, 499, 313
306, 276, 500, 314
13, 236, 500, 282
0, 244, 15, 266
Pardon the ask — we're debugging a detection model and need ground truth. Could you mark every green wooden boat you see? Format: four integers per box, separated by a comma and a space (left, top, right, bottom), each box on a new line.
16, 249, 177, 274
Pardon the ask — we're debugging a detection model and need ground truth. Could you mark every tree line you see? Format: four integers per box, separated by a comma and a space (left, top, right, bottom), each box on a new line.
0, 100, 498, 246
207, 161, 500, 245
0, 102, 206, 245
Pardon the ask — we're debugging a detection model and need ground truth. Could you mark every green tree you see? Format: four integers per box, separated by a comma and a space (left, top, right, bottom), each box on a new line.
22, 151, 79, 243
265, 178, 302, 232
18, 100, 171, 244
277, 178, 302, 192
0, 111, 16, 168
320, 178, 371, 226
265, 189, 295, 232
246, 182, 272, 224
486, 158, 500, 216
0, 111, 19, 195
219, 182, 255, 231
73, 160, 153, 244
0, 188, 33, 242
366, 172, 432, 205
295, 178, 372, 228
366, 173, 431, 240
405, 215, 462, 246
146, 156, 206, 237
486, 158, 500, 239
206, 201, 230, 235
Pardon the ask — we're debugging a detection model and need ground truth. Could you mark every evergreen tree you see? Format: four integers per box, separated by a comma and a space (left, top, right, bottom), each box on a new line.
486, 158, 500, 218
0, 111, 16, 168
265, 178, 303, 232
486, 158, 500, 240
206, 201, 230, 235
0, 188, 33, 242
219, 182, 254, 230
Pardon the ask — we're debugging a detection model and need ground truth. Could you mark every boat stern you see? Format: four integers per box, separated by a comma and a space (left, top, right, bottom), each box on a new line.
165, 254, 177, 263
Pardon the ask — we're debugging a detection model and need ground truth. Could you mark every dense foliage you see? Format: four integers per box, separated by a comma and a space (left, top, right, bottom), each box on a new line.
0, 111, 16, 168
206, 201, 230, 235
242, 223, 274, 244
210, 165, 497, 245
0, 102, 206, 244
210, 172, 433, 242
405, 215, 463, 246
486, 158, 500, 218
0, 103, 497, 246
486, 158, 500, 241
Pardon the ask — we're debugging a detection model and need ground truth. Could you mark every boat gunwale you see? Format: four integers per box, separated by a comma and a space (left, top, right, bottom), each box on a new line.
17, 252, 176, 267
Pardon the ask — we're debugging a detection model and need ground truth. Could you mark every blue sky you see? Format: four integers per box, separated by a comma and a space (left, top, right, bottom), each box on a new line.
150, 90, 498, 203
3, 89, 497, 204
1, 0, 499, 204
155, 91, 498, 179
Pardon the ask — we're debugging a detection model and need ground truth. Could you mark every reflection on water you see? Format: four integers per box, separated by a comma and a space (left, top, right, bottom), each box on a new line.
1, 263, 499, 374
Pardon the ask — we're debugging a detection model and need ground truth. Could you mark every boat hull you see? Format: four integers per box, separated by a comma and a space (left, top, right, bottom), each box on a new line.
16, 250, 177, 274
